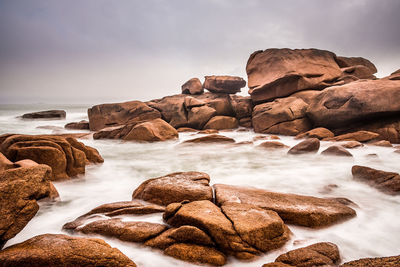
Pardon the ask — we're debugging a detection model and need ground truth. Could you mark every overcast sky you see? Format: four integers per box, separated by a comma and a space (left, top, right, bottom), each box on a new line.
1, 0, 399, 104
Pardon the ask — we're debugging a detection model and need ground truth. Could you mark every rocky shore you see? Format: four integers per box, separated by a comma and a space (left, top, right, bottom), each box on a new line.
1, 47, 400, 266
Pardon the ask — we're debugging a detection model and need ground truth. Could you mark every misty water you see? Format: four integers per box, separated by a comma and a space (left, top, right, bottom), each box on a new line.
1, 104, 400, 266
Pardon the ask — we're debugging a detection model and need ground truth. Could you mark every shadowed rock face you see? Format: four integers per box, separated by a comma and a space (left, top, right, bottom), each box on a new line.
246, 48, 343, 103
203, 116, 239, 130
214, 184, 356, 228
182, 78, 204, 95
321, 145, 353, 157
340, 255, 400, 266
0, 234, 136, 267
203, 75, 246, 94
21, 110, 66, 119
64, 120, 89, 130
352, 165, 400, 195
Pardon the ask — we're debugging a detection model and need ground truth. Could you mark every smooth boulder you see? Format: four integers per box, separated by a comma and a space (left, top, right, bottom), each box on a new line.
295, 127, 334, 140
321, 145, 353, 157
203, 116, 239, 130
288, 138, 320, 155
181, 78, 204, 95
352, 165, 400, 195
183, 134, 235, 144
203, 75, 246, 94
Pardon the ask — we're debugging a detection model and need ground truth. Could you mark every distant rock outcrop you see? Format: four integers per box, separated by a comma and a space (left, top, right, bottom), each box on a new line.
21, 110, 66, 119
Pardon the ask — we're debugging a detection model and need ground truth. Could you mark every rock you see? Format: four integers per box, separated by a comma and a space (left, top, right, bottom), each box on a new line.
274, 242, 340, 267
340, 65, 376, 79
229, 95, 253, 119
187, 105, 217, 129
0, 234, 136, 266
198, 129, 219, 134
239, 117, 252, 128
258, 141, 289, 149
144, 229, 176, 249
288, 138, 320, 155
183, 134, 235, 144
123, 118, 178, 141
246, 48, 343, 103
165, 200, 259, 259
0, 165, 56, 248
168, 225, 215, 246
64, 120, 89, 130
164, 243, 226, 266
341, 141, 363, 149
196, 93, 234, 116
262, 263, 293, 267
21, 110, 66, 119
78, 218, 167, 243
184, 96, 206, 109
0, 134, 103, 180
0, 152, 14, 172
306, 79, 400, 129
335, 56, 377, 74
369, 140, 393, 147
177, 127, 197, 132
148, 95, 188, 128
325, 131, 380, 142
214, 184, 356, 228
352, 165, 400, 195
132, 172, 213, 206
340, 255, 400, 266
394, 149, 400, 154
203, 75, 246, 94
295, 127, 334, 140
252, 97, 311, 135
88, 100, 161, 131
321, 145, 353, 157
182, 78, 204, 95
203, 116, 239, 130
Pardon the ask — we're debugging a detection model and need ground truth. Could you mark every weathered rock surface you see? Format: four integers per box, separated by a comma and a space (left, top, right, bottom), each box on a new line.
321, 145, 353, 157
340, 255, 400, 266
229, 95, 253, 120
352, 165, 400, 195
296, 127, 334, 140
369, 140, 393, 147
132, 172, 213, 205
204, 116, 239, 130
64, 120, 89, 130
0, 234, 136, 266
258, 141, 289, 149
88, 100, 161, 131
21, 110, 66, 119
336, 56, 377, 74
325, 131, 380, 142
183, 134, 235, 144
246, 48, 343, 103
0, 134, 103, 180
182, 78, 204, 95
0, 152, 14, 172
341, 141, 363, 149
288, 138, 320, 155
0, 165, 57, 248
187, 105, 217, 129
214, 184, 356, 228
165, 243, 226, 266
203, 75, 246, 94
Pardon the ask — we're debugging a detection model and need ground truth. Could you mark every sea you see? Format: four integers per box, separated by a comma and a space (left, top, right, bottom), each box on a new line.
1, 103, 399, 266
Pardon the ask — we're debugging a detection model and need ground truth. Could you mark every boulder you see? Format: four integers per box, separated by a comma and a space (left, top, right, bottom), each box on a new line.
196, 93, 234, 116
0, 234, 136, 266
252, 97, 311, 135
64, 120, 89, 130
203, 75, 246, 94
258, 141, 289, 149
321, 145, 353, 157
335, 56, 377, 74
295, 127, 334, 140
306, 79, 400, 129
183, 134, 235, 144
21, 110, 66, 119
148, 95, 188, 128
132, 172, 213, 206
352, 165, 400, 195
325, 131, 380, 142
229, 95, 253, 119
187, 105, 217, 129
369, 140, 393, 147
123, 118, 178, 141
288, 138, 320, 155
340, 65, 376, 80
273, 242, 340, 267
214, 184, 356, 228
182, 78, 204, 95
246, 48, 343, 103
0, 165, 57, 248
198, 129, 219, 134
167, 225, 215, 246
203, 116, 239, 130
341, 141, 363, 149
164, 243, 226, 266
88, 100, 161, 131
340, 255, 400, 266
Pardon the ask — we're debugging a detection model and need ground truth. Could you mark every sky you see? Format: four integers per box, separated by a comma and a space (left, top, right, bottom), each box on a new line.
0, 0, 399, 104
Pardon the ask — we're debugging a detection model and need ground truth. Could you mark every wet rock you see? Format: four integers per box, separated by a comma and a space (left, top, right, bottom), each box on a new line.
198, 129, 219, 134
295, 127, 334, 140
325, 130, 380, 142
273, 242, 340, 267
0, 234, 136, 266
352, 165, 400, 195
321, 145, 353, 157
252, 97, 311, 135
369, 140, 393, 147
164, 243, 226, 266
246, 48, 342, 103
64, 120, 89, 130
21, 110, 66, 119
132, 172, 213, 206
340, 255, 400, 266
182, 78, 204, 95
214, 184, 356, 228
183, 134, 235, 144
177, 127, 197, 132
203, 75, 246, 94
0, 165, 57, 248
144, 229, 176, 249
341, 141, 363, 149
122, 118, 178, 141
203, 116, 239, 130
65, 137, 104, 163
288, 138, 320, 155
258, 141, 289, 149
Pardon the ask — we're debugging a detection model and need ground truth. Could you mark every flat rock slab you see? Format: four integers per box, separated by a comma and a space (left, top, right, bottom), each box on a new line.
21, 110, 66, 119
352, 165, 400, 195
182, 134, 235, 144
214, 184, 356, 228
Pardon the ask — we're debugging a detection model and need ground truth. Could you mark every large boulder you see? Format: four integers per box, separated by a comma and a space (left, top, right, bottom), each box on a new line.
214, 184, 356, 228
0, 234, 136, 266
0, 165, 57, 248
132, 172, 213, 206
321, 145, 353, 157
203, 75, 246, 94
252, 97, 312, 135
229, 95, 253, 119
0, 134, 103, 180
306, 79, 400, 129
148, 95, 188, 128
246, 48, 343, 103
181, 78, 204, 95
21, 110, 66, 119
203, 116, 239, 130
187, 105, 217, 129
352, 165, 400, 195
88, 100, 161, 131
340, 255, 400, 266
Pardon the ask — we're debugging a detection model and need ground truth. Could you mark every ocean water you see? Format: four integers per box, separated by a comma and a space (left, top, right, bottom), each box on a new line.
1, 104, 400, 266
